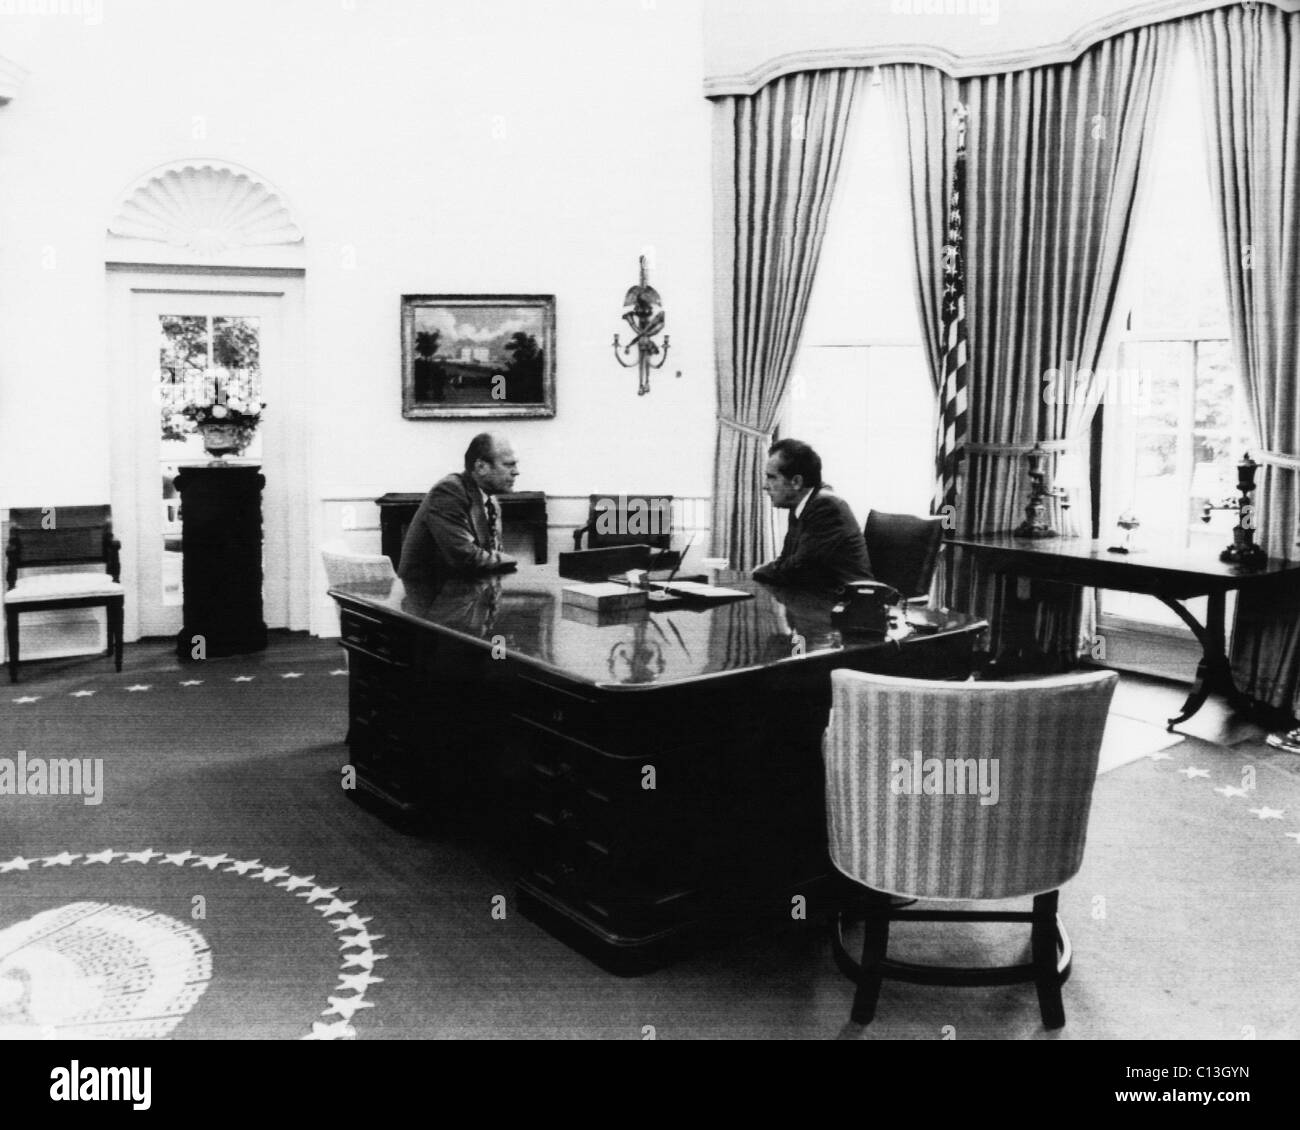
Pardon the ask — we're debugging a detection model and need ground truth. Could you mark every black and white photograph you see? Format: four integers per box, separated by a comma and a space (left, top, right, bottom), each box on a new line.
0, 0, 1296, 1092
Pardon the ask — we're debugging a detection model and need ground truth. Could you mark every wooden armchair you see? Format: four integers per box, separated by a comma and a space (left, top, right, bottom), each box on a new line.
571, 494, 673, 551
5, 505, 124, 682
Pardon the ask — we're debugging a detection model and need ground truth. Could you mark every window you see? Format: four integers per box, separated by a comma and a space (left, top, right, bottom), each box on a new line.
1098, 42, 1250, 645
783, 75, 933, 526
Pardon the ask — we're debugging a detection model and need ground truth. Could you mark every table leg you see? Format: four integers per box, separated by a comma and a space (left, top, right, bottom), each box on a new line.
1160, 590, 1251, 731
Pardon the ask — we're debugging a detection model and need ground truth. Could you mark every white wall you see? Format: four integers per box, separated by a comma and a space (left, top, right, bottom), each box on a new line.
0, 0, 715, 635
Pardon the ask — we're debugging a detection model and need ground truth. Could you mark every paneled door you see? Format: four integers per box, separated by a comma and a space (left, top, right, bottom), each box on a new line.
130, 290, 287, 638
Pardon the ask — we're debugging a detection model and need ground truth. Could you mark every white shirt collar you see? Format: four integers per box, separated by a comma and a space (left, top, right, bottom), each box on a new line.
794, 488, 815, 519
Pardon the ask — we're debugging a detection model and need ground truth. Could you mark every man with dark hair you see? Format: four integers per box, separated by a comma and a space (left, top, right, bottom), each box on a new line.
398, 432, 519, 584
753, 438, 873, 590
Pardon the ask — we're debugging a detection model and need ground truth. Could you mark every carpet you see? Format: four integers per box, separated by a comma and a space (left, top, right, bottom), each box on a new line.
1097, 713, 1183, 774
3, 639, 1298, 1039
1, 642, 382, 1040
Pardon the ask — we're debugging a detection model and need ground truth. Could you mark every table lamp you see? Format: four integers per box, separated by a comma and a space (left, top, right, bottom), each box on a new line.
1218, 453, 1267, 568
1013, 442, 1065, 538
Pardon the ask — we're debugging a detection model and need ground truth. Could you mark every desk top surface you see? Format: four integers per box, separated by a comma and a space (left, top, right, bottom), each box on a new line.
948, 534, 1300, 585
330, 565, 984, 690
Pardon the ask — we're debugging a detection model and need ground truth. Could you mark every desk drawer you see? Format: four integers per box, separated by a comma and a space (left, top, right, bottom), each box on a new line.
513, 714, 649, 794
340, 608, 414, 667
511, 672, 609, 740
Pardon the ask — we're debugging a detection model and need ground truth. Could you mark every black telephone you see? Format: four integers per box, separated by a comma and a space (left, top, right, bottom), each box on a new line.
830, 580, 902, 635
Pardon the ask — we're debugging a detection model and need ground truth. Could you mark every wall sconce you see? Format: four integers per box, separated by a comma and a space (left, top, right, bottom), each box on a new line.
613, 255, 672, 396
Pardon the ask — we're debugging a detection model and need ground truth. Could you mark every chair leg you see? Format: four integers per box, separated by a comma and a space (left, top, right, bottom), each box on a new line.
1031, 891, 1066, 1030
109, 599, 124, 672
6, 610, 18, 684
850, 894, 892, 1025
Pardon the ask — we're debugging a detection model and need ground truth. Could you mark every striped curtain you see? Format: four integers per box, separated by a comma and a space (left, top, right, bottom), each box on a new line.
1192, 4, 1300, 718
884, 26, 1172, 662
709, 69, 864, 568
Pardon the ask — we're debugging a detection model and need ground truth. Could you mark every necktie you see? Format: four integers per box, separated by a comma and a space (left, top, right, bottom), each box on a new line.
781, 511, 801, 560
484, 495, 501, 553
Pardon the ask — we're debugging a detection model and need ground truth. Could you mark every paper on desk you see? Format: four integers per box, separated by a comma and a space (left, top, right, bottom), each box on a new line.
649, 581, 751, 600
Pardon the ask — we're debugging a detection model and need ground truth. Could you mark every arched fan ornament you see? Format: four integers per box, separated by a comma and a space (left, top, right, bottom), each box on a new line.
108, 161, 303, 255
0, 902, 211, 1039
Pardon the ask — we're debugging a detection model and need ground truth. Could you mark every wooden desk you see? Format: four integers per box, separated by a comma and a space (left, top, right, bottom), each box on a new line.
329, 567, 985, 970
376, 490, 548, 570
949, 534, 1300, 730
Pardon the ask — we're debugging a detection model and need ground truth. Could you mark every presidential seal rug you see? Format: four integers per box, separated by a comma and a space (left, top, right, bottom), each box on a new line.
0, 849, 383, 1040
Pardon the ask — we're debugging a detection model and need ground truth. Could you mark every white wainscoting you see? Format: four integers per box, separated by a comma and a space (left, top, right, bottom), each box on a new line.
311, 494, 712, 638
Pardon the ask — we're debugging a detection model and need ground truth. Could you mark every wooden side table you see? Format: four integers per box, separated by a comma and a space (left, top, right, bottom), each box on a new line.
174, 465, 267, 659
376, 490, 548, 571
949, 534, 1300, 730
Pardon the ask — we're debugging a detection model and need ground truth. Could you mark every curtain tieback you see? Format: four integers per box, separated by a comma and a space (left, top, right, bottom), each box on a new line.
717, 416, 771, 442
963, 439, 1078, 456
1254, 450, 1300, 472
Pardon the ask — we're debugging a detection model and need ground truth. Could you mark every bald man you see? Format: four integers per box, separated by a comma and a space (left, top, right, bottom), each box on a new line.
398, 432, 520, 584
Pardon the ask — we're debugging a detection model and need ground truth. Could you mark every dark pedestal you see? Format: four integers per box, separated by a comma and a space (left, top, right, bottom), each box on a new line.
174, 464, 267, 659
376, 490, 548, 570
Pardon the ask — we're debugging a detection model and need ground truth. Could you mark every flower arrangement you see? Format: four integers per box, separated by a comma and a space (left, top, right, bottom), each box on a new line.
160, 369, 266, 444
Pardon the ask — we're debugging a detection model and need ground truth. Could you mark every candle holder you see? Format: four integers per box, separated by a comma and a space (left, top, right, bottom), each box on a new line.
1107, 510, 1141, 555
1218, 453, 1267, 568
1013, 442, 1065, 539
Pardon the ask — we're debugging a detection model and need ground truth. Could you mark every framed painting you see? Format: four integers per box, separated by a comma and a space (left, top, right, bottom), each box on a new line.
401, 294, 556, 418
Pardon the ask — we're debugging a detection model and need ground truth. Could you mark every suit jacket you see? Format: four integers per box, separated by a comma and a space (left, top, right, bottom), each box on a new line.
752, 487, 873, 592
398, 472, 511, 584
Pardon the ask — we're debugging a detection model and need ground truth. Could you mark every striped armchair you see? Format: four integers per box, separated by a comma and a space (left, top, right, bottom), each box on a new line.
822, 667, 1118, 1029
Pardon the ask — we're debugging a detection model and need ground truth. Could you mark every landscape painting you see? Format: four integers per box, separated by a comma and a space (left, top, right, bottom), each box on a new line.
401, 294, 556, 418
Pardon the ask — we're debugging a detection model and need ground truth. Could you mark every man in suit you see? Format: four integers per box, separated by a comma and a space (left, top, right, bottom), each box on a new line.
752, 438, 873, 591
398, 432, 520, 584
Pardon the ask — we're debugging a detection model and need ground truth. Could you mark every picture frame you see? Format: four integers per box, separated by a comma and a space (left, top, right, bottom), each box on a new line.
401, 294, 556, 418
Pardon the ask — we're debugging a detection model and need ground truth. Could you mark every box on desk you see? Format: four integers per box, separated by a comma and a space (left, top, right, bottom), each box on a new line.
562, 582, 649, 614
561, 601, 650, 627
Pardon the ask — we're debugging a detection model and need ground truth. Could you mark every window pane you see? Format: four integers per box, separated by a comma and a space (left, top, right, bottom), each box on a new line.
213, 316, 260, 370
159, 314, 207, 372
1125, 340, 1188, 430
785, 81, 931, 527
1193, 339, 1240, 464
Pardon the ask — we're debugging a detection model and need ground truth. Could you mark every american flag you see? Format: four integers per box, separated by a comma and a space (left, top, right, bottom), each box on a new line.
933, 102, 970, 520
